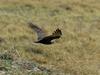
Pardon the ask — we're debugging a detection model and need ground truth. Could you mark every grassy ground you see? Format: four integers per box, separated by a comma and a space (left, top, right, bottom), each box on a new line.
0, 0, 100, 75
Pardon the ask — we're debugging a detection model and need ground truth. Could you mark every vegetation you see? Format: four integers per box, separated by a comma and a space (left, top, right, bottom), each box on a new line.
0, 0, 100, 75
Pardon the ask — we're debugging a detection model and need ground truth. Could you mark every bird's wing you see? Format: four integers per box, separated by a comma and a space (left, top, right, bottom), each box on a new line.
45, 28, 62, 41
28, 22, 46, 40
52, 28, 62, 37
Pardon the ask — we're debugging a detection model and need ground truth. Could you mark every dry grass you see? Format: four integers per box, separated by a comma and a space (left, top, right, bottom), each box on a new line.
0, 0, 100, 75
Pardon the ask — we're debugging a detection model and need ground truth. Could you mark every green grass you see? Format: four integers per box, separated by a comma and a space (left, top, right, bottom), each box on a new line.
0, 0, 100, 75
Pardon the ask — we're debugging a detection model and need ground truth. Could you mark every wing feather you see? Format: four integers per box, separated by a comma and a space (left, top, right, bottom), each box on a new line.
44, 28, 62, 41
28, 22, 46, 40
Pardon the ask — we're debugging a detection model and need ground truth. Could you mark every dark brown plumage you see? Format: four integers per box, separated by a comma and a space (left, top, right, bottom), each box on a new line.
28, 22, 62, 44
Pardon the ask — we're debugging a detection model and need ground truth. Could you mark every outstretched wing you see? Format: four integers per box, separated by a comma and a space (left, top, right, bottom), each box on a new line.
44, 28, 62, 41
28, 22, 46, 40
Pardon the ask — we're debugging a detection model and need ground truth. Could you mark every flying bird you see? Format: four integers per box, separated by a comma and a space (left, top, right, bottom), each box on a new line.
28, 22, 62, 44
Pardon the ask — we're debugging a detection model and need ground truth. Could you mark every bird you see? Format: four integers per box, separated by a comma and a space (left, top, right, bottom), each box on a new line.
28, 22, 62, 44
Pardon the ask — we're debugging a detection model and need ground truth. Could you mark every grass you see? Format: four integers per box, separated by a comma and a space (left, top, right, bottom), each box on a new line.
0, 0, 100, 75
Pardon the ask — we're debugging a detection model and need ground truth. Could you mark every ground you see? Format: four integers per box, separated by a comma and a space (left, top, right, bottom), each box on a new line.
0, 0, 100, 75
